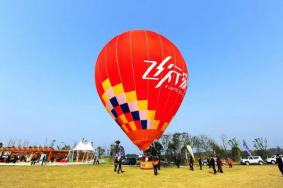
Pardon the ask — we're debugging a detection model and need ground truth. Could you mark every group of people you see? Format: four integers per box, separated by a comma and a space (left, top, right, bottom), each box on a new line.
111, 141, 283, 177
188, 156, 228, 174
209, 157, 224, 174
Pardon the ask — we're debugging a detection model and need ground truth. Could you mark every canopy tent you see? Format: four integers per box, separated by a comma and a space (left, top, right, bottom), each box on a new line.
73, 141, 94, 151
71, 141, 94, 163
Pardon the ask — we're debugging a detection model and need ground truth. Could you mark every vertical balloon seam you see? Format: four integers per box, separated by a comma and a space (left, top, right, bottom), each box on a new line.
159, 39, 177, 132
103, 46, 114, 119
104, 46, 110, 87
169, 45, 179, 123
153, 34, 164, 131
115, 36, 130, 133
144, 30, 149, 133
129, 31, 138, 133
95, 49, 103, 102
157, 34, 168, 131
99, 48, 107, 107
115, 36, 123, 85
173, 50, 188, 121
172, 45, 185, 120
129, 31, 137, 96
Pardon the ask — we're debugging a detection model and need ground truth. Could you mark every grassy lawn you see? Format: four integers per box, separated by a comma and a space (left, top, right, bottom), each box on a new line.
0, 164, 282, 188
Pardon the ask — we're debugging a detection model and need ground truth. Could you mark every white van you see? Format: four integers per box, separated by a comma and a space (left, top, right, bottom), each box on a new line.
266, 155, 283, 164
240, 156, 264, 165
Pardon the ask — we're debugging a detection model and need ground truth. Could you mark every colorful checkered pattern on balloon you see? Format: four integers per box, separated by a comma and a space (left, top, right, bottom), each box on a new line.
101, 79, 169, 133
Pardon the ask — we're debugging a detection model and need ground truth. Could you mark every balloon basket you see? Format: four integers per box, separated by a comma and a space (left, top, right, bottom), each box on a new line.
140, 161, 153, 170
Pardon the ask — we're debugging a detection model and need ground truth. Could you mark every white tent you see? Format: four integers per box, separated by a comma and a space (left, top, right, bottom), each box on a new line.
73, 141, 94, 151
72, 141, 94, 162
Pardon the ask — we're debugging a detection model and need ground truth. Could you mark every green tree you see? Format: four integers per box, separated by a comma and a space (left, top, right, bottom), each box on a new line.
97, 146, 105, 158
109, 144, 119, 157
209, 140, 226, 158
253, 137, 268, 160
228, 137, 241, 161
161, 134, 171, 157
152, 141, 163, 155
221, 134, 229, 157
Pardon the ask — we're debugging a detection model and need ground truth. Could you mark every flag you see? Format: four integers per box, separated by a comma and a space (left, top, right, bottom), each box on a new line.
186, 145, 194, 159
243, 140, 252, 156
185, 151, 188, 160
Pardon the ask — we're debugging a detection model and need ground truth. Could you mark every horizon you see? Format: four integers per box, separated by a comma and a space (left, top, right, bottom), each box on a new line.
1, 0, 283, 154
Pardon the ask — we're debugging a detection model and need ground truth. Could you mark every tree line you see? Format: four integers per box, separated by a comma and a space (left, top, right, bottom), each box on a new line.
148, 133, 282, 163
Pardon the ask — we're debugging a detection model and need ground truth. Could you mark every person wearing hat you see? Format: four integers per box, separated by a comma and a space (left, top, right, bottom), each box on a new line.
114, 140, 125, 174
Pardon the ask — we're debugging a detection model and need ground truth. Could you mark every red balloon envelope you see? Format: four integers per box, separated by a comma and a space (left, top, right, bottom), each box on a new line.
95, 30, 189, 151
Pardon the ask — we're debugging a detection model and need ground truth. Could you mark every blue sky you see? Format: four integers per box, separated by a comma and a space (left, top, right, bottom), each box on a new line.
0, 0, 282, 153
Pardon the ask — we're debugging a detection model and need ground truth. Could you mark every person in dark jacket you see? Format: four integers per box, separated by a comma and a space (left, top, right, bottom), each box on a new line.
198, 158, 203, 170
210, 157, 217, 174
207, 158, 211, 168
217, 157, 223, 173
152, 156, 159, 175
275, 154, 283, 176
189, 156, 194, 171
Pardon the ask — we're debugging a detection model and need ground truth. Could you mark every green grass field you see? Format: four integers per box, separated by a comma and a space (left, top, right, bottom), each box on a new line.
0, 165, 282, 188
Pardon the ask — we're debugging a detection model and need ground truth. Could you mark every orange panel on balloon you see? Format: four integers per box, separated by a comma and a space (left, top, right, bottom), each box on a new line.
94, 30, 189, 151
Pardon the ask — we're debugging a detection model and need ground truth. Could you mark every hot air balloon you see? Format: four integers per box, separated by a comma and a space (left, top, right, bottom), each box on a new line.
95, 30, 188, 151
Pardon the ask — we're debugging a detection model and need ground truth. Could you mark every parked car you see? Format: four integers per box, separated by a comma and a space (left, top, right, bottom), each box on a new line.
122, 157, 137, 165
240, 156, 264, 165
266, 155, 283, 164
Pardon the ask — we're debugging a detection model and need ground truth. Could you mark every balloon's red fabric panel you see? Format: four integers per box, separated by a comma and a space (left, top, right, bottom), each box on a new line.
95, 30, 188, 150
131, 31, 148, 100
116, 32, 135, 92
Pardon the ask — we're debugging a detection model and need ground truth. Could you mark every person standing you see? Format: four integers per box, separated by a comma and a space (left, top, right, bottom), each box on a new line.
152, 156, 159, 175
227, 158, 233, 168
189, 156, 194, 171
41, 154, 46, 166
207, 158, 211, 168
275, 154, 283, 177
93, 149, 99, 165
210, 157, 217, 174
217, 157, 223, 173
114, 140, 125, 174
198, 158, 203, 170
